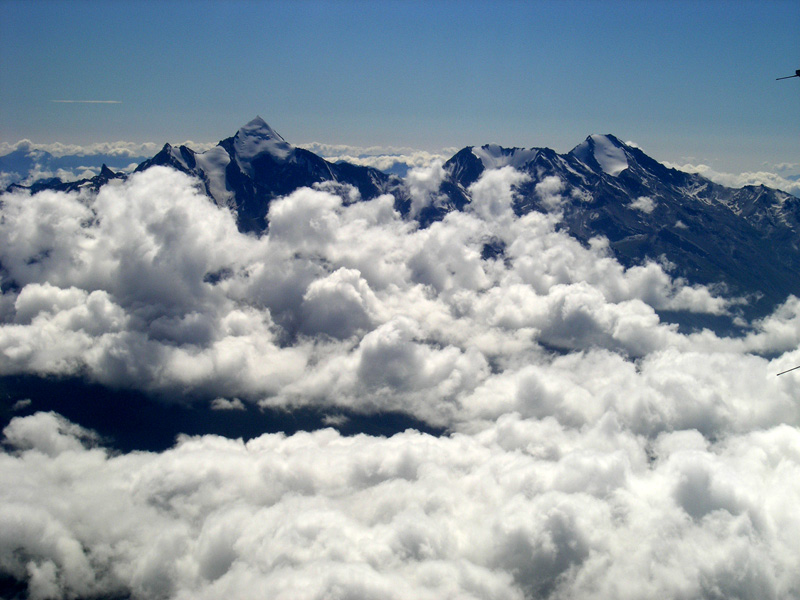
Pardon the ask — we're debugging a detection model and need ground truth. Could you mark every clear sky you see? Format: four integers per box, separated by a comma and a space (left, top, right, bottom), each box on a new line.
1, 0, 798, 173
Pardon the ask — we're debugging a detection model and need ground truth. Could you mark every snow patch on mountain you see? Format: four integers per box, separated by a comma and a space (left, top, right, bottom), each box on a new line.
194, 145, 233, 206
233, 116, 293, 176
472, 145, 539, 170
592, 135, 629, 176
572, 134, 629, 177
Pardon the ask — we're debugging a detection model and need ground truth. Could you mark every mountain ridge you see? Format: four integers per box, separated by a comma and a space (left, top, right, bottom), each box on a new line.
132, 116, 408, 232
437, 133, 800, 320
5, 117, 799, 323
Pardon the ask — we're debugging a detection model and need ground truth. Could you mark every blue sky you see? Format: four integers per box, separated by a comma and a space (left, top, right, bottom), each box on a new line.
0, 0, 797, 172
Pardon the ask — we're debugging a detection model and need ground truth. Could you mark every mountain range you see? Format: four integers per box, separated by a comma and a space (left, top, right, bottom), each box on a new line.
6, 116, 800, 324
0, 144, 148, 188
4, 116, 800, 600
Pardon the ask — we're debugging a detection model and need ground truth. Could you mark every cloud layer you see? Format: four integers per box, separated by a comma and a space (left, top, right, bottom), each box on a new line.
1, 164, 800, 598
1, 166, 799, 428
2, 410, 799, 599
0, 139, 218, 159
299, 142, 455, 176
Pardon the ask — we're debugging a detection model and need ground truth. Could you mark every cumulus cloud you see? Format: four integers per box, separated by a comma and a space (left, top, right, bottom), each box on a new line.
299, 267, 382, 339
534, 175, 565, 211
2, 412, 800, 599
210, 397, 246, 411
469, 166, 530, 222
406, 160, 447, 216
630, 195, 656, 213
0, 164, 797, 428
2, 160, 800, 598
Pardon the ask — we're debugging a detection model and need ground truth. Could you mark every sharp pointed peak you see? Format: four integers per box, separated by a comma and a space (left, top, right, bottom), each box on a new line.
570, 134, 629, 177
237, 116, 287, 143
581, 134, 626, 148
232, 116, 293, 166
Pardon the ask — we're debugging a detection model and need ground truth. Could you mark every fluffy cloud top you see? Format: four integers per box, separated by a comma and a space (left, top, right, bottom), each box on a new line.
1, 164, 800, 598
629, 195, 656, 213
1, 166, 798, 428
299, 142, 455, 174
2, 411, 799, 599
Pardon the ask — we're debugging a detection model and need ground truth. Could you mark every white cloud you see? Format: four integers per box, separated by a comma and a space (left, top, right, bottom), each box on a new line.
0, 164, 794, 426
299, 267, 381, 339
2, 161, 800, 598
2, 412, 799, 599
405, 159, 447, 216
534, 175, 565, 211
267, 187, 343, 251
299, 142, 454, 173
2, 411, 99, 456
1, 139, 152, 159
51, 100, 122, 103
0, 139, 218, 159
468, 166, 530, 222
630, 195, 656, 213
12, 398, 32, 410
210, 397, 246, 411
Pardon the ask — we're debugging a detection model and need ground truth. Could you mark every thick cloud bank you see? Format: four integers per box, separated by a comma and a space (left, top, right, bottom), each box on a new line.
1, 165, 800, 598
2, 411, 800, 599
1, 166, 798, 429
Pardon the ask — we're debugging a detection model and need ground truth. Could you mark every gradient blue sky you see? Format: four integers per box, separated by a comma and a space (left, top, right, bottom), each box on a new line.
1, 0, 798, 172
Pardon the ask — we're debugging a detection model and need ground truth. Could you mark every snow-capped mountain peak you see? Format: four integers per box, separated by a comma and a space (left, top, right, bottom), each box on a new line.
10, 120, 799, 322
128, 117, 406, 232
236, 115, 287, 143
233, 116, 293, 172
570, 134, 629, 177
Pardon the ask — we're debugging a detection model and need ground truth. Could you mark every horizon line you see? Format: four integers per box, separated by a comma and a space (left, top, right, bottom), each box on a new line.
51, 100, 122, 104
